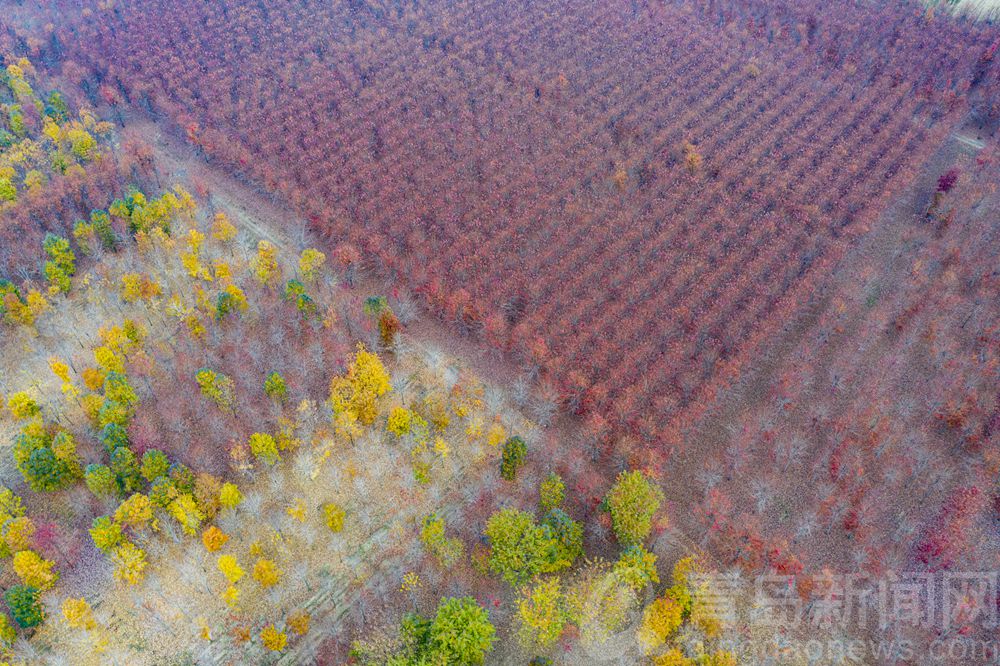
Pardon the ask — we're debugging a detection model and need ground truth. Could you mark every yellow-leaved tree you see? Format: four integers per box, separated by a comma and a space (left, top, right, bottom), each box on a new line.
62, 597, 97, 631
13, 550, 59, 590
251, 240, 280, 286
516, 576, 567, 650
298, 248, 326, 282
329, 344, 391, 426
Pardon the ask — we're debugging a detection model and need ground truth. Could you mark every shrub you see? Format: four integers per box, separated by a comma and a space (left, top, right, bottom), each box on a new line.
217, 555, 244, 583
99, 422, 130, 454
89, 516, 123, 552
201, 526, 229, 552
195, 368, 235, 411
288, 612, 310, 636
0, 612, 14, 646
420, 513, 465, 568
539, 473, 565, 513
613, 545, 659, 591
5, 585, 43, 628
253, 559, 281, 588
603, 470, 664, 546
6, 392, 40, 420
114, 493, 154, 531
637, 595, 684, 651
516, 577, 567, 650
540, 508, 583, 570
219, 482, 243, 510
387, 407, 413, 437
298, 248, 326, 282
13, 550, 58, 590
429, 597, 496, 665
140, 449, 170, 481
61, 598, 96, 631
112, 541, 147, 585
168, 494, 204, 534
937, 168, 959, 193
261, 624, 287, 652
378, 310, 401, 346
500, 436, 527, 481
283, 279, 306, 302
363, 295, 388, 316
329, 344, 392, 426
485, 508, 577, 585
323, 503, 345, 532
264, 371, 287, 403
248, 432, 280, 465
110, 447, 142, 494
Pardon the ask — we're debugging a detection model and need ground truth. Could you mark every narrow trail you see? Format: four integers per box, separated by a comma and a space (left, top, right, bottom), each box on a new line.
128, 119, 300, 256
